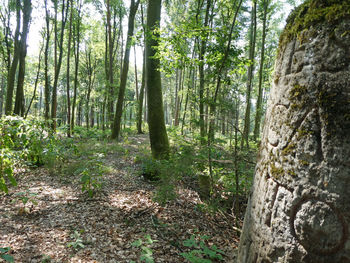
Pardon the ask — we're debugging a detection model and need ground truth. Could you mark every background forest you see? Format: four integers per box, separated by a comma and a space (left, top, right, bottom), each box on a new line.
0, 0, 301, 262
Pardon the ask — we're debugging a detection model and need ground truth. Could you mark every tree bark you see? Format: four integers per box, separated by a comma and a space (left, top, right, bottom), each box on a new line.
25, 44, 43, 118
71, 0, 82, 133
241, 0, 257, 148
66, 0, 73, 137
5, 0, 21, 115
146, 0, 169, 159
51, 0, 69, 131
137, 48, 146, 134
43, 0, 51, 120
253, 0, 269, 141
14, 0, 32, 116
198, 0, 211, 144
111, 0, 140, 140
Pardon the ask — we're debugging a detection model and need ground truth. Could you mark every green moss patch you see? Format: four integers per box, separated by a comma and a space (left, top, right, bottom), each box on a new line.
279, 0, 350, 50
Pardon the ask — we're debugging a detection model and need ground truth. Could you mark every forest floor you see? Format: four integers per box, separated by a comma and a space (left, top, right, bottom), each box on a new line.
0, 134, 240, 263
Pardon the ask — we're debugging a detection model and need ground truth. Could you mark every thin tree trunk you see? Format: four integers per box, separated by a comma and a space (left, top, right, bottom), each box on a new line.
111, 0, 140, 140
198, 0, 211, 144
241, 0, 257, 148
52, 0, 69, 131
137, 48, 145, 134
71, 1, 82, 133
44, 0, 50, 120
14, 0, 32, 116
207, 0, 243, 142
253, 0, 268, 141
66, 0, 73, 137
5, 0, 21, 115
106, 0, 114, 126
25, 44, 43, 118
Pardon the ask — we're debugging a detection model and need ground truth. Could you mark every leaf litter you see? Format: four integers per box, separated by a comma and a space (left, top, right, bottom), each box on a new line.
0, 134, 239, 262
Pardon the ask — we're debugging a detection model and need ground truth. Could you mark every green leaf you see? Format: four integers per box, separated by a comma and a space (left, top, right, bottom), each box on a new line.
183, 235, 197, 248
145, 234, 156, 244
141, 246, 153, 255
131, 239, 142, 247
140, 253, 154, 263
21, 197, 29, 205
81, 174, 90, 183
0, 247, 10, 253
0, 254, 14, 263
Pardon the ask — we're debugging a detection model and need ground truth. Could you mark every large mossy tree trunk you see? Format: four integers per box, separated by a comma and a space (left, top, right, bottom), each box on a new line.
145, 0, 169, 159
238, 1, 350, 262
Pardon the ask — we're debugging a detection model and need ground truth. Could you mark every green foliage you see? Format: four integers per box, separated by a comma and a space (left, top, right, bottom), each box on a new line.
137, 138, 197, 205
67, 230, 85, 250
72, 152, 107, 198
180, 234, 224, 263
72, 126, 107, 140
0, 116, 57, 193
12, 190, 38, 213
131, 234, 157, 263
0, 247, 14, 262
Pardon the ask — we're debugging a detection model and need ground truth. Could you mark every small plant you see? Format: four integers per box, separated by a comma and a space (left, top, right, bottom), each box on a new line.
67, 230, 85, 250
41, 254, 52, 263
131, 234, 157, 263
0, 247, 14, 262
79, 157, 105, 198
180, 234, 225, 263
12, 190, 38, 214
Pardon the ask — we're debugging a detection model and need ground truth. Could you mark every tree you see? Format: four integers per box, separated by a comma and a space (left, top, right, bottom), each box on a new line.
198, 0, 211, 144
111, 0, 140, 140
71, 0, 82, 132
13, 0, 32, 116
51, 0, 69, 131
241, 0, 257, 148
238, 1, 350, 261
253, 0, 270, 141
4, 0, 21, 115
136, 3, 146, 134
43, 0, 51, 120
65, 0, 74, 137
145, 0, 169, 159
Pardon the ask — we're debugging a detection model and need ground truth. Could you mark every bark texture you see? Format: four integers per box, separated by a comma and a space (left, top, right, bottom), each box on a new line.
146, 0, 169, 159
238, 1, 350, 262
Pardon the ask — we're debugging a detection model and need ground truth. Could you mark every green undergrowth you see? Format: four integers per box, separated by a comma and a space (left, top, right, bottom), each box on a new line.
0, 116, 60, 194
137, 127, 257, 214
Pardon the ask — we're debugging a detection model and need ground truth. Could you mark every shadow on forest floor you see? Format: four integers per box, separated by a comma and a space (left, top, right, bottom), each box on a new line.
0, 134, 239, 262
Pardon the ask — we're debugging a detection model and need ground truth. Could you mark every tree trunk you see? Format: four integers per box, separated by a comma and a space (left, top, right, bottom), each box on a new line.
14, 0, 32, 116
71, 1, 82, 133
25, 44, 43, 118
238, 2, 350, 261
44, 0, 51, 120
198, 0, 211, 144
66, 0, 73, 137
253, 0, 268, 141
146, 0, 169, 159
52, 0, 69, 131
137, 48, 145, 134
136, 4, 146, 134
111, 0, 140, 140
241, 0, 257, 148
5, 0, 21, 115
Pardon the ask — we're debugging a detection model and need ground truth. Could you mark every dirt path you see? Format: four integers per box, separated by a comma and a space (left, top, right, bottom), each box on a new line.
0, 135, 238, 262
